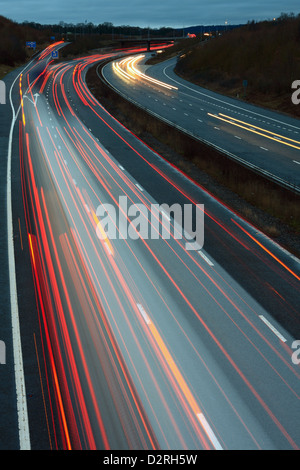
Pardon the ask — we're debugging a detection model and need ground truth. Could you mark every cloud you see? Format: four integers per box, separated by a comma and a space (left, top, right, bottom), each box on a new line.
2, 0, 300, 27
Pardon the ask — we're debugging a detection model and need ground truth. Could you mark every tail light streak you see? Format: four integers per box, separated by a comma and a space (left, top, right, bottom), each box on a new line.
31, 121, 217, 448
40, 115, 300, 446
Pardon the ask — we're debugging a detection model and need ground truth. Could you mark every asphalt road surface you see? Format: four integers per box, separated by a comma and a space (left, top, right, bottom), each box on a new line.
1, 44, 300, 450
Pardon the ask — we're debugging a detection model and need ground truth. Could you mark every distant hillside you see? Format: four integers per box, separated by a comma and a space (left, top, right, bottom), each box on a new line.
0, 16, 27, 66
0, 15, 52, 68
175, 14, 300, 117
177, 24, 243, 35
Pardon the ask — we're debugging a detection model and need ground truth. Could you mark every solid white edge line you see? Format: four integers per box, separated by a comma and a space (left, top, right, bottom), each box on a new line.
259, 315, 287, 343
8, 64, 32, 450
197, 413, 223, 450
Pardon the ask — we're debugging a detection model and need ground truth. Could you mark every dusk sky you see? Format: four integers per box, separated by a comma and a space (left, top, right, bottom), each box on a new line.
1, 0, 300, 28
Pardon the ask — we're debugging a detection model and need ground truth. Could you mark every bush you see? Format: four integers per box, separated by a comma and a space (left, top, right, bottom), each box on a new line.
175, 14, 300, 115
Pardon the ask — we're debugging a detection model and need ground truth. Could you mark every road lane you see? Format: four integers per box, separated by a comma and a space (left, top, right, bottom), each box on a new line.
7, 46, 300, 449
102, 55, 300, 192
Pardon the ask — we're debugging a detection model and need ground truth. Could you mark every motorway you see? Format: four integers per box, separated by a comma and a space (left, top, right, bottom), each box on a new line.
102, 54, 300, 192
1, 43, 300, 450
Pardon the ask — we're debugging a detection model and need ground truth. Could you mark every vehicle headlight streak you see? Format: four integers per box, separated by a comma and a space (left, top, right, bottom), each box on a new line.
113, 57, 137, 83
208, 112, 300, 150
114, 55, 178, 91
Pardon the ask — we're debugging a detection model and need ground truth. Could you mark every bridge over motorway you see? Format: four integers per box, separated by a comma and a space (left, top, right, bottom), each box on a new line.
117, 36, 184, 51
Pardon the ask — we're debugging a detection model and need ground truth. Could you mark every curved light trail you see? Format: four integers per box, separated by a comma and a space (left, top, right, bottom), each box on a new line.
113, 54, 178, 90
